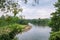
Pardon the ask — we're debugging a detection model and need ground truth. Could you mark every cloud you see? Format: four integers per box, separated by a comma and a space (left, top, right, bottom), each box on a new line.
0, 0, 57, 19
20, 6, 55, 19
18, 0, 57, 19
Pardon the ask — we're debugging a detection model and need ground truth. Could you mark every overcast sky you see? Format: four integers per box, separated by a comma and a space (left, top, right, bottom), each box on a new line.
0, 0, 57, 19
17, 0, 57, 19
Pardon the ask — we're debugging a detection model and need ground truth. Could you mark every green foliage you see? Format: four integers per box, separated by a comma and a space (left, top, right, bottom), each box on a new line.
0, 0, 6, 8
0, 16, 20, 27
28, 18, 49, 26
0, 16, 28, 27
0, 24, 26, 40
49, 0, 60, 40
49, 0, 60, 32
18, 19, 29, 25
0, 15, 27, 40
18, 18, 49, 26
0, 0, 23, 17
13, 8, 23, 16
49, 31, 60, 40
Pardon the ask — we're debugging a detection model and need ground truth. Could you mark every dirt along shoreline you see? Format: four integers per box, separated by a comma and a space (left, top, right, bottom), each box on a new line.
22, 25, 32, 32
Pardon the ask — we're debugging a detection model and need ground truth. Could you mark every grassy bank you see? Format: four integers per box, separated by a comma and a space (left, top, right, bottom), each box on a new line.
0, 23, 27, 40
0, 16, 29, 40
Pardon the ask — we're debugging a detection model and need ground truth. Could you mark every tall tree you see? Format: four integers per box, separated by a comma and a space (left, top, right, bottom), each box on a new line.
0, 0, 23, 16
49, 0, 60, 32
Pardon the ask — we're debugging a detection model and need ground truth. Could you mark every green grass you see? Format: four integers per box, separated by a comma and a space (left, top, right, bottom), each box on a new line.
0, 23, 26, 35
0, 16, 28, 40
0, 23, 26, 40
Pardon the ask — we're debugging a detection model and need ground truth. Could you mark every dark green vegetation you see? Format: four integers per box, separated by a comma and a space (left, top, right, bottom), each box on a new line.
18, 19, 28, 25
49, 0, 60, 40
0, 0, 30, 39
49, 31, 60, 40
19, 18, 49, 26
28, 18, 49, 26
0, 0, 27, 40
0, 1, 28, 38
0, 16, 20, 27
0, 16, 26, 40
0, 24, 25, 40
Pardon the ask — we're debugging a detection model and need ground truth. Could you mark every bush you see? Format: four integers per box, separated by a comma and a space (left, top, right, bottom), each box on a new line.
18, 19, 28, 25
0, 16, 20, 27
0, 24, 26, 40
49, 31, 60, 40
0, 16, 27, 40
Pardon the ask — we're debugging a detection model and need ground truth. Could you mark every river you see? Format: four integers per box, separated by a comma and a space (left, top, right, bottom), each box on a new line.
16, 23, 51, 40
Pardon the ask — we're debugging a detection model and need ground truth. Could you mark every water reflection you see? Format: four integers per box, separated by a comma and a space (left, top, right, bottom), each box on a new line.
16, 23, 51, 40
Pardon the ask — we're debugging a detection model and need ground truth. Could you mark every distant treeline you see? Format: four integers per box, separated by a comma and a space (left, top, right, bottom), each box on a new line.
28, 18, 50, 26
19, 18, 50, 26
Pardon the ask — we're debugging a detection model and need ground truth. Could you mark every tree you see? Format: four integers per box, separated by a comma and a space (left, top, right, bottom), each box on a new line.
0, 0, 39, 17
0, 0, 23, 16
49, 0, 60, 32
8, 3, 23, 16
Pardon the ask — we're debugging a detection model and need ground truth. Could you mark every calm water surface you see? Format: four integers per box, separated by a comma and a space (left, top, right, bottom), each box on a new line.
16, 23, 51, 40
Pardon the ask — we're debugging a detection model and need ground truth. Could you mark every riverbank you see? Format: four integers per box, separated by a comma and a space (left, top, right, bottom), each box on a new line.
0, 23, 32, 40
0, 24, 32, 35
22, 25, 32, 32
17, 24, 51, 40
0, 24, 24, 35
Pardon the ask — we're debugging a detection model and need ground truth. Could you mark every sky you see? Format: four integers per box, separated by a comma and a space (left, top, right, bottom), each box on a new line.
17, 0, 57, 19
0, 0, 57, 19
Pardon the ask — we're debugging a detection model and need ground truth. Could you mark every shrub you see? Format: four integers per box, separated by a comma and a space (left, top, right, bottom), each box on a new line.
49, 31, 60, 40
0, 24, 26, 40
18, 19, 28, 25
0, 16, 20, 27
